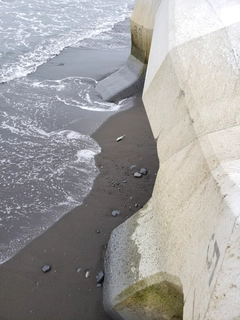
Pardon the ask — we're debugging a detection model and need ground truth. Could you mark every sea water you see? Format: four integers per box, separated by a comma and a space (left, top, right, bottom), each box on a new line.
0, 0, 134, 263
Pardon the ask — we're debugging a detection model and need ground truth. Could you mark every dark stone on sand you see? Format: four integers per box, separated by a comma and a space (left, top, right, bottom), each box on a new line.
140, 168, 148, 175
111, 210, 120, 217
96, 230, 100, 234
96, 270, 105, 284
134, 172, 142, 178
42, 265, 51, 273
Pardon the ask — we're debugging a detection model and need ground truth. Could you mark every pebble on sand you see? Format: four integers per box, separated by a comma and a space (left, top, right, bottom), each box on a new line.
140, 168, 148, 175
42, 265, 51, 273
130, 165, 137, 170
111, 210, 120, 217
134, 172, 142, 178
116, 135, 125, 142
96, 270, 105, 284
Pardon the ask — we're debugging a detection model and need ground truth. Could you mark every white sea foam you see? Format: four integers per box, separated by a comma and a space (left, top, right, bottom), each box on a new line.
66, 131, 83, 140
16, 76, 133, 112
76, 149, 97, 162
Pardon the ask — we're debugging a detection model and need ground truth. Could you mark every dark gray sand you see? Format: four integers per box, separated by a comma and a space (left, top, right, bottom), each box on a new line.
34, 46, 130, 81
0, 48, 159, 320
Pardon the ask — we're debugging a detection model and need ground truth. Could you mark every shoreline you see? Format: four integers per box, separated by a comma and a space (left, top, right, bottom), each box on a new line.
0, 48, 159, 319
0, 46, 132, 264
0, 94, 159, 320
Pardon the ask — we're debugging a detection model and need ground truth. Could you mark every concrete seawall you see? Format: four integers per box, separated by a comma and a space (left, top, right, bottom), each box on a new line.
103, 1, 240, 319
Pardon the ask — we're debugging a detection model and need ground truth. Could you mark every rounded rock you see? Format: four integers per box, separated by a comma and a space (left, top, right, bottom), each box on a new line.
140, 168, 148, 175
134, 172, 142, 178
111, 210, 120, 217
42, 265, 51, 273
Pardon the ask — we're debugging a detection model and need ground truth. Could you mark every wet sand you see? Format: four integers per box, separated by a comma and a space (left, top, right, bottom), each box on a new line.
0, 48, 159, 320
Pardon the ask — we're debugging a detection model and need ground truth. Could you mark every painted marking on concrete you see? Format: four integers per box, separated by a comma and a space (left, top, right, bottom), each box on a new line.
206, 234, 220, 286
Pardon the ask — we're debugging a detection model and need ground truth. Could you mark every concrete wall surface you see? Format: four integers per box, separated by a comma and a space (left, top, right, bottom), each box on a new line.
103, 0, 240, 319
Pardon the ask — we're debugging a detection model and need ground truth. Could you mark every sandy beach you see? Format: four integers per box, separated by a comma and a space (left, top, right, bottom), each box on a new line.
0, 48, 159, 320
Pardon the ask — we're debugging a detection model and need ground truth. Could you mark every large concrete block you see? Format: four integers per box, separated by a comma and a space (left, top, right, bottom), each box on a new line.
103, 0, 240, 319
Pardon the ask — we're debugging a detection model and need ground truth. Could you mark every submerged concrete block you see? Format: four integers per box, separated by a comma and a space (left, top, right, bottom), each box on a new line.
103, 0, 240, 319
96, 55, 146, 102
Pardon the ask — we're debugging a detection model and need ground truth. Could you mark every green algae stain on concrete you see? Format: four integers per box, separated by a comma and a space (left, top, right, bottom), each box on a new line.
115, 281, 183, 320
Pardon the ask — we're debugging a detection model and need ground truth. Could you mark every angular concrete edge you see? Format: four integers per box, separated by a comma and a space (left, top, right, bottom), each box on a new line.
96, 0, 162, 102
103, 199, 185, 320
96, 55, 146, 102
